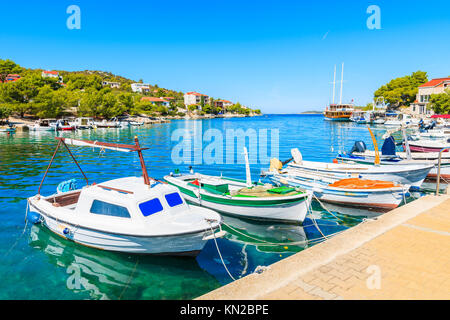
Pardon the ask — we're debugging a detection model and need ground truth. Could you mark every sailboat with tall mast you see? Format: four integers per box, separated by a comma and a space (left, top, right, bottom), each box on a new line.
324, 63, 354, 121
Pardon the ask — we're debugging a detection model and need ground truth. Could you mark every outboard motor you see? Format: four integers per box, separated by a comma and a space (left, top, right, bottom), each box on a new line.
429, 120, 437, 130
381, 136, 396, 156
349, 141, 367, 154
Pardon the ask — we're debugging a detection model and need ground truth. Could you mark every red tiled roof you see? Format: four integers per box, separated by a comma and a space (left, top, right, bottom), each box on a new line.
186, 91, 208, 96
419, 78, 450, 88
43, 70, 58, 75
7, 74, 20, 78
218, 99, 232, 103
141, 97, 168, 102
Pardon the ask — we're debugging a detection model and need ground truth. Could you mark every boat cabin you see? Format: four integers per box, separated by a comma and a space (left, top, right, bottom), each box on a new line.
37, 119, 57, 127
45, 177, 189, 224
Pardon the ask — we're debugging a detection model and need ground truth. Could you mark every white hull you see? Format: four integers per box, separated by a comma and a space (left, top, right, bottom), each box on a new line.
29, 201, 217, 255
181, 192, 311, 224
30, 126, 55, 132
269, 175, 407, 210
287, 161, 433, 189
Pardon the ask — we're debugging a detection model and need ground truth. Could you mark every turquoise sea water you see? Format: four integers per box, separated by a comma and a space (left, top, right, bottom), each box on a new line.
0, 114, 436, 300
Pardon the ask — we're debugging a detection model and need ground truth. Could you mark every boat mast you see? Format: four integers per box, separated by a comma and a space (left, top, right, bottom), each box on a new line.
339, 62, 344, 105
134, 136, 150, 186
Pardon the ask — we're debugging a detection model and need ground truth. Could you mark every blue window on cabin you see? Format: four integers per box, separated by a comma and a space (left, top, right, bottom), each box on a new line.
90, 200, 131, 218
165, 192, 184, 207
139, 198, 164, 217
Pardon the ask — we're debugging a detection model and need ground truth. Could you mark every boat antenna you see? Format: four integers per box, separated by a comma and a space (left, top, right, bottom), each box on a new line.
243, 147, 252, 187
339, 62, 344, 105
332, 64, 337, 105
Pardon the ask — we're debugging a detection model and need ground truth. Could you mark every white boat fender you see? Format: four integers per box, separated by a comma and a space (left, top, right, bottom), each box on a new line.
202, 230, 227, 241
312, 187, 324, 194
291, 148, 303, 165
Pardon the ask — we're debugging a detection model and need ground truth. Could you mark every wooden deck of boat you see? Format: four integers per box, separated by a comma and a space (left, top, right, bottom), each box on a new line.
198, 193, 450, 300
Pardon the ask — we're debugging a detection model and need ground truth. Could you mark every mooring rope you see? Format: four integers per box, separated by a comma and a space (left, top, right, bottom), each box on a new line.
2, 200, 30, 259
312, 194, 344, 222
208, 221, 236, 281
118, 257, 140, 300
306, 198, 328, 240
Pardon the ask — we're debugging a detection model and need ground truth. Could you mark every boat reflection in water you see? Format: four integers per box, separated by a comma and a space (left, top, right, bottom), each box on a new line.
223, 215, 309, 253
28, 225, 220, 300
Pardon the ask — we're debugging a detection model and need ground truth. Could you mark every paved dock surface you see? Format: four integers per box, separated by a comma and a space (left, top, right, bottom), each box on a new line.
199, 195, 450, 300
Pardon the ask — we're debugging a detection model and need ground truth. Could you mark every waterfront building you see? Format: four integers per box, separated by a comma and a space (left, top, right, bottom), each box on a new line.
184, 92, 210, 109
410, 77, 450, 115
214, 99, 233, 111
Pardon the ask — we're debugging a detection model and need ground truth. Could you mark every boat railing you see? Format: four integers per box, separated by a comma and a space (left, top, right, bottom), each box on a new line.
436, 147, 450, 195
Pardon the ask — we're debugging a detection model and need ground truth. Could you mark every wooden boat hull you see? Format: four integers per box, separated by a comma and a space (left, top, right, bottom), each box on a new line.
406, 144, 449, 153
268, 174, 408, 210
165, 176, 312, 224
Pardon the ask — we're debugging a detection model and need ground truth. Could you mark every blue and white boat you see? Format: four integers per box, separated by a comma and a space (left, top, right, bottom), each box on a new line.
28, 137, 224, 256
270, 148, 433, 190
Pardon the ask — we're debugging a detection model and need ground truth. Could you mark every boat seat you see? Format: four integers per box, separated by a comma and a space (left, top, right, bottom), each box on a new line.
46, 191, 81, 207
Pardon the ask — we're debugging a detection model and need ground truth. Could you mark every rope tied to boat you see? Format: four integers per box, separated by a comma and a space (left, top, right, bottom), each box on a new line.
2, 200, 31, 259
207, 220, 236, 282
312, 194, 344, 222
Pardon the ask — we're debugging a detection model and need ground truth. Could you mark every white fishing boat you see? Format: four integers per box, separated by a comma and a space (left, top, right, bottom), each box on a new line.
27, 137, 224, 256
280, 148, 433, 189
94, 119, 121, 128
30, 119, 57, 131
0, 124, 16, 133
53, 119, 76, 131
72, 117, 95, 130
405, 138, 450, 153
338, 137, 450, 181
373, 118, 386, 125
265, 170, 409, 210
384, 114, 418, 127
164, 148, 312, 224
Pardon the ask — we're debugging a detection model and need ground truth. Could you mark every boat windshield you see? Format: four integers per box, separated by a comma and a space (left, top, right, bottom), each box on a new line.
139, 198, 164, 217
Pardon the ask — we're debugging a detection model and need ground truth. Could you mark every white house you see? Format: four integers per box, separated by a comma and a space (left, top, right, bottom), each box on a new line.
184, 92, 210, 108
42, 70, 59, 78
410, 77, 450, 115
102, 81, 121, 89
131, 83, 151, 93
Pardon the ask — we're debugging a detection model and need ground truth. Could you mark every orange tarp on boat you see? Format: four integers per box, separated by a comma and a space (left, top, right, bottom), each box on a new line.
328, 178, 397, 189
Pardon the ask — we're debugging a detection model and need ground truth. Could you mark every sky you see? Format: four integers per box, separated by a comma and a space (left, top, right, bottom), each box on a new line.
1, 0, 449, 113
